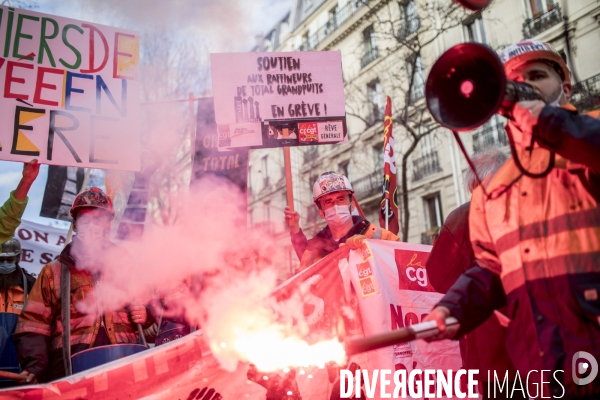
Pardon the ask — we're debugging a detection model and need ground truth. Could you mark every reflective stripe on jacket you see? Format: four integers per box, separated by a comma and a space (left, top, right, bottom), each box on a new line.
466, 104, 600, 397
15, 241, 137, 350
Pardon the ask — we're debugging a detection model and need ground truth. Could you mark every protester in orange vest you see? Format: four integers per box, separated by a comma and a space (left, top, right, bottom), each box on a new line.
0, 238, 36, 388
288, 172, 399, 272
425, 40, 600, 399
13, 187, 151, 384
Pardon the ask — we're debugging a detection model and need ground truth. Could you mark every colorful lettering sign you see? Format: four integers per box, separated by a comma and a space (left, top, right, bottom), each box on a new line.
0, 6, 140, 170
210, 51, 347, 150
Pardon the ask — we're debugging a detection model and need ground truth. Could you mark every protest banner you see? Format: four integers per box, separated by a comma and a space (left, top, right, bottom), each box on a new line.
14, 219, 68, 276
210, 51, 346, 150
0, 6, 140, 171
40, 166, 85, 221
1, 240, 461, 399
193, 97, 249, 204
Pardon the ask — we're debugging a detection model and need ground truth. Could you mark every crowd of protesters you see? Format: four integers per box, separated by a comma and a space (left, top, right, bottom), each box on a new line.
0, 38, 598, 400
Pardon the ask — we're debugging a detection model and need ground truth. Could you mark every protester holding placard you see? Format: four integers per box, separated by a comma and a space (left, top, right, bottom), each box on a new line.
0, 160, 40, 245
13, 187, 151, 384
295, 172, 400, 272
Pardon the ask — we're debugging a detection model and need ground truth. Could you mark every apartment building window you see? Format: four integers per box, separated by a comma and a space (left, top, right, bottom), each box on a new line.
374, 144, 384, 170
523, 0, 561, 38
304, 0, 314, 13
464, 13, 486, 43
361, 25, 379, 68
248, 166, 253, 196
421, 192, 442, 244
367, 79, 383, 123
262, 155, 269, 188
529, 0, 556, 17
300, 31, 310, 51
398, 0, 419, 39
329, 5, 338, 30
410, 56, 425, 101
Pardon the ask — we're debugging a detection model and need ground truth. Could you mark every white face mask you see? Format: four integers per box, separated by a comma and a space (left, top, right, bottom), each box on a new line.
76, 223, 106, 244
548, 87, 564, 107
324, 205, 352, 229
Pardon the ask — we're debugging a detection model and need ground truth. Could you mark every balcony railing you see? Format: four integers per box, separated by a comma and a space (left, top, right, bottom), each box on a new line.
352, 170, 382, 200
361, 47, 379, 68
523, 4, 562, 39
571, 73, 600, 113
298, 0, 370, 51
472, 122, 508, 153
412, 151, 442, 182
304, 147, 319, 163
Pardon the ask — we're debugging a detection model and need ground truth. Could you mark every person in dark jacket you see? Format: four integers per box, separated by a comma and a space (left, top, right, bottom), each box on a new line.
425, 40, 600, 399
426, 149, 523, 399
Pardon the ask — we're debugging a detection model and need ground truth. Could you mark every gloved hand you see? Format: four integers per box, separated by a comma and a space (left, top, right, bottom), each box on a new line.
340, 235, 366, 250
284, 206, 301, 234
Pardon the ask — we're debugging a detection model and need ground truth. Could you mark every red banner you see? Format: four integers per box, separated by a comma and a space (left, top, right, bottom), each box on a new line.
1, 241, 461, 399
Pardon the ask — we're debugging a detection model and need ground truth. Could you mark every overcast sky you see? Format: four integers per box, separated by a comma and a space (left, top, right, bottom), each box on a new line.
0, 0, 293, 228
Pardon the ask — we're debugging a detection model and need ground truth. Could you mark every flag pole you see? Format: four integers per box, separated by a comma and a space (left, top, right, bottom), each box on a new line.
385, 198, 389, 231
282, 128, 294, 211
352, 194, 366, 218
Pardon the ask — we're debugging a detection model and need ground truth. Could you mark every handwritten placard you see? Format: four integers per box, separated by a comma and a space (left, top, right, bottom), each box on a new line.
0, 6, 140, 170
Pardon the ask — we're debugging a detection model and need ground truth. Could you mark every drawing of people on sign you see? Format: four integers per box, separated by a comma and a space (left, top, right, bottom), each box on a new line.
268, 126, 297, 140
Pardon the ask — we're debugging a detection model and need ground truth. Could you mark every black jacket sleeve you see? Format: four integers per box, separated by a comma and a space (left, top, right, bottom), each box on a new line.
14, 332, 50, 377
290, 229, 308, 261
426, 203, 473, 294
436, 265, 507, 336
535, 105, 600, 172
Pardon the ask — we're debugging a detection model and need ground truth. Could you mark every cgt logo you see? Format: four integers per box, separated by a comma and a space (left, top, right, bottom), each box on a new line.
298, 122, 318, 143
406, 266, 427, 288
573, 351, 598, 386
395, 250, 433, 291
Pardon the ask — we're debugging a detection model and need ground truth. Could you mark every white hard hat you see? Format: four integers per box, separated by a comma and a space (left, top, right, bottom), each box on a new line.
312, 172, 354, 204
499, 40, 570, 84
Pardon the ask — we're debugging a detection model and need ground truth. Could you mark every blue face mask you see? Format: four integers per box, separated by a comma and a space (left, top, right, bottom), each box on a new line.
0, 261, 16, 274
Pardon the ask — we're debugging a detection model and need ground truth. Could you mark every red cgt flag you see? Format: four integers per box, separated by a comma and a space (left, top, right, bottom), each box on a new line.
379, 96, 399, 235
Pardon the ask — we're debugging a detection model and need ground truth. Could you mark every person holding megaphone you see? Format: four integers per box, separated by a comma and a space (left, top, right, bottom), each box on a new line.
424, 40, 600, 400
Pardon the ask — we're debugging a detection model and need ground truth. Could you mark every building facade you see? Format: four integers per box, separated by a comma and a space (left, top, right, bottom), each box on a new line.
248, 0, 600, 280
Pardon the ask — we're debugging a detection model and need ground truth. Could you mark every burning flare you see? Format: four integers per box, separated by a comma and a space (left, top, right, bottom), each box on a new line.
199, 270, 347, 372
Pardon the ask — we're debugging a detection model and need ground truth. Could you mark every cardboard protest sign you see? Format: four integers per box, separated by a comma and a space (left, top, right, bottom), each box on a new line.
210, 51, 346, 150
14, 219, 68, 276
0, 6, 140, 170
